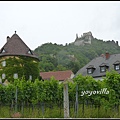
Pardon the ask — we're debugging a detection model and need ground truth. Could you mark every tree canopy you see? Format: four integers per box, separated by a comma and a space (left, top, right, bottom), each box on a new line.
34, 38, 120, 74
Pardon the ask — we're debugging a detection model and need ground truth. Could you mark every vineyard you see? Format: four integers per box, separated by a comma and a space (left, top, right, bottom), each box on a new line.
0, 70, 120, 118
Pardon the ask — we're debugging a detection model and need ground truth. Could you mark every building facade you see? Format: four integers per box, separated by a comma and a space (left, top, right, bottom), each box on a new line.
0, 31, 39, 82
74, 52, 120, 80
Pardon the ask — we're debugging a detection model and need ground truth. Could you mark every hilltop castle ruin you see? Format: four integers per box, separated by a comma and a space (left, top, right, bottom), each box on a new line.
74, 31, 94, 46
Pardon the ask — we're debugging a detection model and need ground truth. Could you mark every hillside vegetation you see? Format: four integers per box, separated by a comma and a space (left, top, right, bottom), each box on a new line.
34, 37, 120, 74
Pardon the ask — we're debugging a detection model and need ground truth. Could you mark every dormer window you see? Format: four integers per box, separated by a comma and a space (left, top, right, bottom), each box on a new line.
2, 49, 5, 53
87, 65, 96, 74
113, 61, 120, 71
99, 63, 109, 73
87, 69, 92, 74
1, 48, 6, 53
100, 66, 106, 72
115, 65, 120, 70
28, 49, 33, 55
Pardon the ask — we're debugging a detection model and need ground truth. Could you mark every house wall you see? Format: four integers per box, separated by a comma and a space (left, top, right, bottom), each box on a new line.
0, 55, 39, 82
94, 77, 104, 81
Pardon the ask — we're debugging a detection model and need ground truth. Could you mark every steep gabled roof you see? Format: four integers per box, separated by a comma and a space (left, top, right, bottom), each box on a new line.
0, 32, 39, 60
74, 53, 120, 78
99, 63, 109, 67
86, 65, 96, 69
113, 60, 120, 65
40, 70, 74, 81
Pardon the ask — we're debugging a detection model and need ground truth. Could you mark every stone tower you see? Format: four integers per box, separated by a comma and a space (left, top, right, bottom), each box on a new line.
74, 31, 93, 46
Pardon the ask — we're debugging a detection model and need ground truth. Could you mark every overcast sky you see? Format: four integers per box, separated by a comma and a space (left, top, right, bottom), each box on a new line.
0, 1, 120, 50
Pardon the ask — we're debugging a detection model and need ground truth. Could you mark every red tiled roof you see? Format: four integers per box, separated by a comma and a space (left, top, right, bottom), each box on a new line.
40, 70, 74, 81
0, 32, 39, 60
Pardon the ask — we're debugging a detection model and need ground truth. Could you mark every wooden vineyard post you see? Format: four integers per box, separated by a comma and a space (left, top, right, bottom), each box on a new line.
15, 86, 18, 112
63, 81, 70, 118
75, 84, 79, 117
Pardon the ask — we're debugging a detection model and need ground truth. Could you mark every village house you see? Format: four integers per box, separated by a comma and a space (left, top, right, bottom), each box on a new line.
40, 70, 74, 83
0, 31, 39, 83
74, 52, 120, 80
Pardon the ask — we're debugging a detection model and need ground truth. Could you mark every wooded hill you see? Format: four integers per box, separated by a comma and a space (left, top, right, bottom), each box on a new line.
34, 37, 120, 74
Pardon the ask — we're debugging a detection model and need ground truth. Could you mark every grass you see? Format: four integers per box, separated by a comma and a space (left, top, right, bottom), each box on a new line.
0, 104, 120, 118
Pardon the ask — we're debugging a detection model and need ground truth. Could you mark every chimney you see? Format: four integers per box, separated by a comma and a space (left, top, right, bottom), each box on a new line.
105, 51, 110, 59
7, 36, 10, 42
100, 54, 105, 58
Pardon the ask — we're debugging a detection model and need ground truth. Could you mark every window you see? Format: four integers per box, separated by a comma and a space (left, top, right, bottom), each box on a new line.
29, 75, 32, 80
87, 65, 96, 74
13, 73, 18, 79
2, 73, 6, 79
28, 51, 31, 54
2, 61, 6, 67
115, 64, 120, 70
1, 48, 6, 53
100, 66, 106, 72
113, 61, 120, 71
28, 50, 33, 55
2, 49, 5, 53
0, 77, 2, 83
99, 63, 109, 73
87, 69, 92, 74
